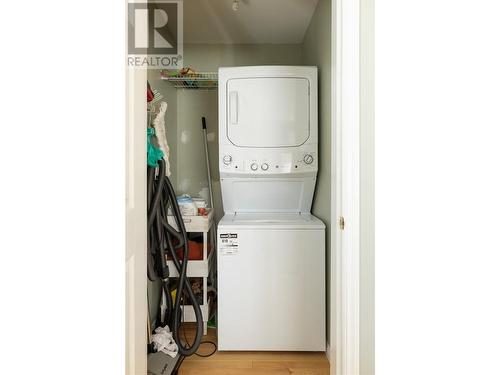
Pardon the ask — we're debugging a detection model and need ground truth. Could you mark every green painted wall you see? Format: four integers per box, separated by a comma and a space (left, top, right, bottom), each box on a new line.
301, 0, 333, 349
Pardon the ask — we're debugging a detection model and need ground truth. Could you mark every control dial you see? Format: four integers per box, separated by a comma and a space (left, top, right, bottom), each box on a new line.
303, 154, 314, 165
223, 155, 232, 165
261, 163, 269, 171
250, 163, 259, 171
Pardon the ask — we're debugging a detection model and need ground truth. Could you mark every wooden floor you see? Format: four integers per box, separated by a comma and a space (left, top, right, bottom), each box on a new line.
178, 325, 330, 375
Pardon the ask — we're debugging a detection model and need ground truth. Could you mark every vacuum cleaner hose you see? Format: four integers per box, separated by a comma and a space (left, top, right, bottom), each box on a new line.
147, 159, 203, 357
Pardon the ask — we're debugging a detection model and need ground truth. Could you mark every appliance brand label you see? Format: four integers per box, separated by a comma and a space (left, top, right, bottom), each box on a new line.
220, 233, 238, 255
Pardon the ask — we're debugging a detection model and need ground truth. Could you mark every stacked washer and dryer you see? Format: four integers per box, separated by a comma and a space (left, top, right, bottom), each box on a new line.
217, 66, 325, 351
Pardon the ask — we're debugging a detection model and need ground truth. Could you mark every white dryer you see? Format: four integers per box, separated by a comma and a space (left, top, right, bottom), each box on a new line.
217, 66, 325, 351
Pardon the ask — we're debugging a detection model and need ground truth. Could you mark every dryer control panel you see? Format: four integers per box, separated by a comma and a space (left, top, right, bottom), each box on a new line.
219, 147, 317, 176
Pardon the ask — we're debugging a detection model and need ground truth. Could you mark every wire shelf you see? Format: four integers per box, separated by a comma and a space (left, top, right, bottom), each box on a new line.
161, 71, 218, 90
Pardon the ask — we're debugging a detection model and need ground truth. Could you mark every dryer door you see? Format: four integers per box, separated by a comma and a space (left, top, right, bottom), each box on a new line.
226, 77, 310, 148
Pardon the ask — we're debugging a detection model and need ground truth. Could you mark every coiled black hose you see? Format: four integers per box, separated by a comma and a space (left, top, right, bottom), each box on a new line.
147, 159, 203, 356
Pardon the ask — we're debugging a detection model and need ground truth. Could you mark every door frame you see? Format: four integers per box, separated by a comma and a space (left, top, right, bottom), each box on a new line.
333, 0, 361, 372
125, 5, 148, 372
332, 0, 374, 374
126, 66, 148, 375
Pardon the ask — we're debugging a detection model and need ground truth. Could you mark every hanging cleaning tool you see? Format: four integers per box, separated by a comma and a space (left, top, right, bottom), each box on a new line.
152, 101, 172, 176
147, 128, 164, 168
201, 117, 218, 297
201, 117, 214, 209
147, 81, 170, 175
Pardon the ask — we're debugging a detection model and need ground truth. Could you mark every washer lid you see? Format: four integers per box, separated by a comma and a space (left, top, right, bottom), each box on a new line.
218, 213, 325, 230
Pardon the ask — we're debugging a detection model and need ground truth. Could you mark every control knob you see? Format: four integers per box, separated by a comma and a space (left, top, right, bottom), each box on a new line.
303, 154, 314, 165
223, 155, 232, 165
250, 162, 259, 171
261, 163, 269, 171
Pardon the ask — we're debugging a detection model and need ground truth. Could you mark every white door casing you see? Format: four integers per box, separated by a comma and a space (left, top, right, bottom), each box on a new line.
125, 18, 148, 375
126, 66, 148, 375
333, 0, 374, 373
333, 0, 366, 373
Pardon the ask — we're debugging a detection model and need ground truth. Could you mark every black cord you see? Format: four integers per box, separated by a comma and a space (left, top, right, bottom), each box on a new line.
194, 341, 218, 358
180, 283, 218, 358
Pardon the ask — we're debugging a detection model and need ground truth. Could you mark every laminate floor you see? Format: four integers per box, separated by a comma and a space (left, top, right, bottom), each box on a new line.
178, 324, 330, 375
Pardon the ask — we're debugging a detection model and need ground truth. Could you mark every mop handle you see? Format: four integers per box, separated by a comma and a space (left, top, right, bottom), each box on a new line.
202, 117, 214, 209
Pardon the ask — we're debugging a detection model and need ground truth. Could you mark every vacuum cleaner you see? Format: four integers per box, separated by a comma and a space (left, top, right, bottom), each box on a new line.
147, 158, 204, 375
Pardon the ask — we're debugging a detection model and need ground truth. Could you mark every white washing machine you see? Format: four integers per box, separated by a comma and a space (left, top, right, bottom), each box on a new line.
217, 66, 325, 351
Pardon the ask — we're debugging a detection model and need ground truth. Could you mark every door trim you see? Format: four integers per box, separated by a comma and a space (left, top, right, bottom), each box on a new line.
332, 0, 364, 373
125, 10, 148, 374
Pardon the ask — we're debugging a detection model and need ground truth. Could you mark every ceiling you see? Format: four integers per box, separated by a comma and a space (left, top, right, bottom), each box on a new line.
183, 0, 319, 44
